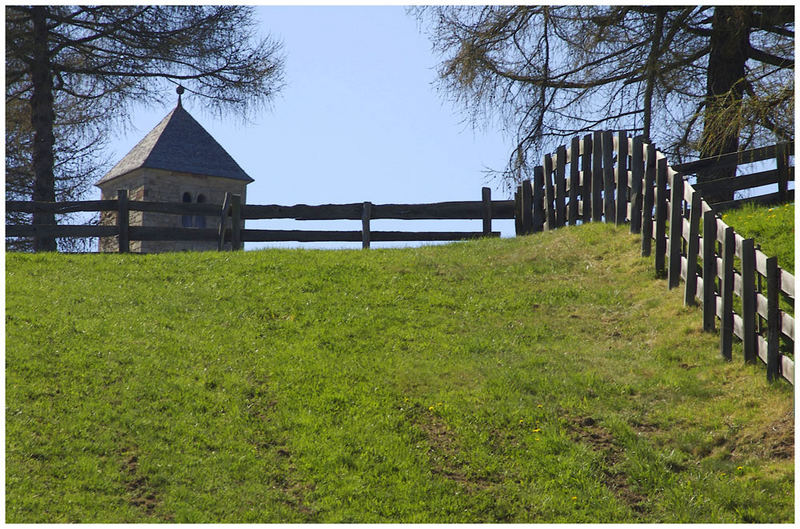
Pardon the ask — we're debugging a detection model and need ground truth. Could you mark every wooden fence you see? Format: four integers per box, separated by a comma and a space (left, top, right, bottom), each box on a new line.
5, 189, 511, 251
6, 134, 794, 384
511, 132, 794, 386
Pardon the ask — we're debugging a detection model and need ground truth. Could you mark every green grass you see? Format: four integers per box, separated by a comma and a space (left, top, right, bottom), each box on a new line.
721, 201, 794, 272
6, 223, 794, 522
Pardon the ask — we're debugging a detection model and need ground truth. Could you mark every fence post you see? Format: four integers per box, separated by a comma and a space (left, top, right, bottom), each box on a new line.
668, 172, 684, 289
684, 190, 702, 306
481, 187, 492, 236
776, 142, 789, 203
756, 244, 764, 335
117, 189, 129, 254
630, 137, 644, 234
521, 179, 533, 234
543, 154, 556, 229
568, 137, 580, 225
230, 194, 242, 251
616, 130, 628, 226
218, 192, 232, 251
741, 237, 756, 364
654, 157, 668, 276
532, 166, 545, 232
720, 226, 734, 360
641, 143, 656, 256
362, 201, 372, 249
702, 211, 718, 331
766, 256, 780, 381
602, 130, 616, 223
555, 146, 567, 228
592, 131, 603, 222
582, 134, 593, 222
514, 187, 522, 235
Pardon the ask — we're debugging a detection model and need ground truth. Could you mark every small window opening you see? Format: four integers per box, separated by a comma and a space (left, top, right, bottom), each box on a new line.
195, 194, 207, 228
182, 192, 192, 227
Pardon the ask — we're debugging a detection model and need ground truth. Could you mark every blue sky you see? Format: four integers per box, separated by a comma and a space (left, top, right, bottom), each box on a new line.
107, 6, 517, 249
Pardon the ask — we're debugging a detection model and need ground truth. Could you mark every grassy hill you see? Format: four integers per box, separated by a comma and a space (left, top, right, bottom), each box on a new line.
5, 222, 793, 523
722, 201, 794, 271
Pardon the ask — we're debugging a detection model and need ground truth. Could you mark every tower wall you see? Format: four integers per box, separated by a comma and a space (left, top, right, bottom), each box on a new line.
98, 168, 248, 253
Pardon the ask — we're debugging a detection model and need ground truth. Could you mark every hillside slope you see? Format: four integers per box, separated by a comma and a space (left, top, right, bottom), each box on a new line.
5, 224, 793, 522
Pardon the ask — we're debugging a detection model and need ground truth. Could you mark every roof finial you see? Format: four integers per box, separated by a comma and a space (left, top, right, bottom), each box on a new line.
176, 84, 185, 107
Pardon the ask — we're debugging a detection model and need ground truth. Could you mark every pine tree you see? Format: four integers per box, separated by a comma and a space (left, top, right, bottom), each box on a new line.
6, 5, 285, 250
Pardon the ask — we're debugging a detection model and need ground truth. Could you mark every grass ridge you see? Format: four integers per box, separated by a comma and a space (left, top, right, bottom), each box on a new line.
5, 222, 793, 522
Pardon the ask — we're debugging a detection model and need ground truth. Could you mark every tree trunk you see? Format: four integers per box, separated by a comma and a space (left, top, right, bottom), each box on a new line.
698, 7, 751, 203
642, 8, 666, 142
30, 6, 57, 251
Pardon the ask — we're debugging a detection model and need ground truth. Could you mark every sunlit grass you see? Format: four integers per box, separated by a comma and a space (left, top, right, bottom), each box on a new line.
6, 224, 793, 522
721, 201, 794, 271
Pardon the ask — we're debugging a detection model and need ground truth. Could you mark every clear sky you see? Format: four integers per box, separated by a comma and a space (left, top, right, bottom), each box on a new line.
107, 6, 517, 249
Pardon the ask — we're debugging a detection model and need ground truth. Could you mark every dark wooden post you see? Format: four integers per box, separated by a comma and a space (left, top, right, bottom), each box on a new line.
766, 256, 780, 381
230, 194, 242, 251
741, 237, 756, 364
641, 143, 656, 257
532, 166, 545, 232
616, 130, 628, 226
602, 130, 616, 223
555, 146, 567, 228
776, 142, 789, 203
521, 179, 533, 235
630, 137, 644, 234
543, 154, 556, 229
684, 190, 702, 306
702, 211, 718, 331
568, 137, 580, 225
654, 157, 668, 276
668, 172, 684, 289
481, 187, 492, 236
514, 188, 522, 235
218, 192, 232, 251
362, 201, 372, 249
592, 131, 603, 222
719, 226, 735, 360
117, 189, 129, 254
582, 134, 593, 223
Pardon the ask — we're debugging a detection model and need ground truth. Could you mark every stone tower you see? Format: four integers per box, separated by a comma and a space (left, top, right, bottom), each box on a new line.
96, 90, 253, 253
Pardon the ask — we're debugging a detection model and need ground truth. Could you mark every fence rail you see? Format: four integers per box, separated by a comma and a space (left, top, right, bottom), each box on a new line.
6, 192, 510, 250
510, 134, 794, 386
6, 136, 794, 385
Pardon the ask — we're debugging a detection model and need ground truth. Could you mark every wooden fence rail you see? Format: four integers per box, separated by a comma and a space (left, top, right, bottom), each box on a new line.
512, 135, 794, 386
6, 190, 510, 252
6, 135, 794, 385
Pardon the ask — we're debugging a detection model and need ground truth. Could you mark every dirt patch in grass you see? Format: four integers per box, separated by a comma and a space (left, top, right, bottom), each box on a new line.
120, 447, 165, 519
412, 406, 495, 492
281, 475, 316, 518
245, 382, 316, 519
731, 410, 795, 460
566, 416, 648, 515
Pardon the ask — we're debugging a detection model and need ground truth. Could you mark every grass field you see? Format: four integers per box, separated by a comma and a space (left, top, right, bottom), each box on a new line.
5, 222, 794, 522
721, 201, 794, 272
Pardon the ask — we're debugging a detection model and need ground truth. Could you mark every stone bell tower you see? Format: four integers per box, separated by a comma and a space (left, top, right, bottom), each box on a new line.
95, 86, 253, 253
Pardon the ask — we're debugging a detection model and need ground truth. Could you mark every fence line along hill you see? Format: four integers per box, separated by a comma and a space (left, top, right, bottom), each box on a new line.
7, 133, 795, 385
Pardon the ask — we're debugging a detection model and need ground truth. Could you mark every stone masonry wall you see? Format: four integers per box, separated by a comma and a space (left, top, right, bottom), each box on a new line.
97, 173, 145, 253
97, 168, 248, 253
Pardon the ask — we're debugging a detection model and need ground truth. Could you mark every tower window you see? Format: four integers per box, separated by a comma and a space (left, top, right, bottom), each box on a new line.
182, 192, 192, 227
195, 194, 207, 228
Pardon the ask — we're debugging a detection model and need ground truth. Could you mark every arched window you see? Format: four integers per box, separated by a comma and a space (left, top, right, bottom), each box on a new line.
195, 194, 207, 228
181, 192, 192, 227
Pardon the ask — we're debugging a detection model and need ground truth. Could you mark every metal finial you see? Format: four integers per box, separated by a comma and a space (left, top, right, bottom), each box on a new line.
176, 84, 185, 106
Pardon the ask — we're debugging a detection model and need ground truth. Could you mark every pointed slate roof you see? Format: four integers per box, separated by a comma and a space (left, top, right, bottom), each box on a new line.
96, 102, 253, 185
